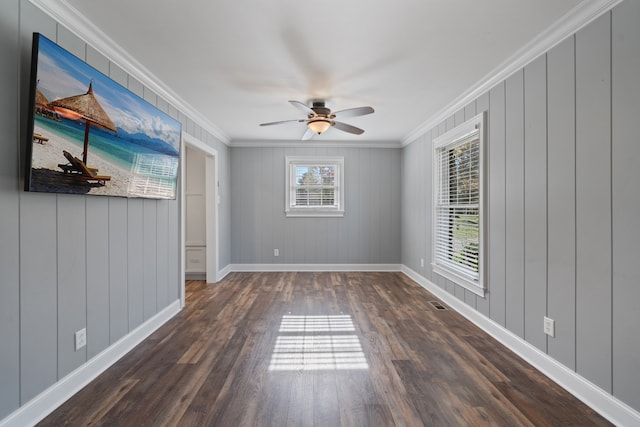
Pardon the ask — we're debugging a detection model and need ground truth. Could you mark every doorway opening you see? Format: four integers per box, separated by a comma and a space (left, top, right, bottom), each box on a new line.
180, 133, 219, 306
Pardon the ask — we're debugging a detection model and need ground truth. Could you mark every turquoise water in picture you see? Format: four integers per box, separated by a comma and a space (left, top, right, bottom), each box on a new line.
35, 115, 178, 173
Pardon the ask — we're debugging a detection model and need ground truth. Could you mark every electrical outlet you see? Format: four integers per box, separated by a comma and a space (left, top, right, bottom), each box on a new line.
420, 258, 425, 268
543, 316, 555, 338
75, 328, 87, 351
274, 248, 279, 257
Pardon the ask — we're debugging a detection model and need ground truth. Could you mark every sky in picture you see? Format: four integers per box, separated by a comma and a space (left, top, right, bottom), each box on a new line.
35, 34, 181, 151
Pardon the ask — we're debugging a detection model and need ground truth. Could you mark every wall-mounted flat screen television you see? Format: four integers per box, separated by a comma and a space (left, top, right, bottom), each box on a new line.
25, 33, 182, 199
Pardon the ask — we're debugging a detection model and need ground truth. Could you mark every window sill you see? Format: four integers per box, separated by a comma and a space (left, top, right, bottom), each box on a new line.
285, 209, 345, 218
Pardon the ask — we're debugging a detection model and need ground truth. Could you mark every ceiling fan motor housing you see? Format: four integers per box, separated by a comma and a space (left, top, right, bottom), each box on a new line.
310, 100, 331, 116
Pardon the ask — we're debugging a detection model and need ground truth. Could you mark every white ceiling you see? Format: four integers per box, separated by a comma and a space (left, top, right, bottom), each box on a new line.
62, 0, 584, 143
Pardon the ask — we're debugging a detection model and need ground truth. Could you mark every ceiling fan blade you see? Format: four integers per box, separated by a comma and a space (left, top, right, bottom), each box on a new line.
289, 100, 316, 116
302, 127, 316, 140
259, 119, 303, 126
333, 121, 365, 135
331, 106, 374, 119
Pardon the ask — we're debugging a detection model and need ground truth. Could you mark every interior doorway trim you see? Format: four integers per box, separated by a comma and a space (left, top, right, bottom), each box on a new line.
180, 132, 219, 306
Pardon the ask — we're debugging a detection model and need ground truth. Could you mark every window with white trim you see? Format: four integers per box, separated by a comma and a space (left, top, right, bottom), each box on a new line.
285, 156, 344, 217
432, 113, 485, 296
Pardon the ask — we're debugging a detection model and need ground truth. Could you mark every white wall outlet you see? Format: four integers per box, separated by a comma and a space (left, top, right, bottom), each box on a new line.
75, 328, 87, 351
420, 258, 425, 268
274, 248, 279, 257
543, 316, 555, 337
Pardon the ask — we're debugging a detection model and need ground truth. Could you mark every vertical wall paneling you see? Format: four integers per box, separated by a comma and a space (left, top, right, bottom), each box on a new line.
611, 0, 640, 409
56, 25, 84, 59
0, 0, 20, 417
445, 115, 455, 132
546, 36, 576, 369
156, 200, 169, 309
108, 198, 128, 342
108, 62, 127, 87
167, 198, 180, 302
346, 148, 360, 263
230, 147, 401, 265
454, 108, 465, 128
370, 149, 382, 263
143, 86, 157, 105
464, 101, 476, 122
250, 149, 264, 262
57, 195, 88, 378
261, 148, 275, 263
127, 76, 143, 98
157, 96, 169, 115
229, 148, 241, 263
359, 149, 372, 262
504, 70, 526, 338
523, 55, 548, 351
127, 200, 144, 330
575, 13, 612, 392
19, 194, 58, 403
487, 82, 507, 326
475, 93, 490, 317
401, 140, 421, 272
143, 199, 157, 320
86, 45, 109, 75
86, 197, 110, 359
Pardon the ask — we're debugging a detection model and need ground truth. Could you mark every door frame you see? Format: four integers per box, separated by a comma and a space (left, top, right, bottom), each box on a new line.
180, 132, 219, 307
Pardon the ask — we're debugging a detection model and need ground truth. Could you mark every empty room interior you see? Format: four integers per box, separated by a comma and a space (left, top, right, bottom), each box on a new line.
1, 0, 639, 426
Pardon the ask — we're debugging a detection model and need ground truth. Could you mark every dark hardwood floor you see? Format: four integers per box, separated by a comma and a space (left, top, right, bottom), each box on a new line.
40, 272, 610, 426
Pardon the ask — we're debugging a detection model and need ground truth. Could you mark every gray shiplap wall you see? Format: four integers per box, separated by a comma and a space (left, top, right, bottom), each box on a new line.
401, 3, 640, 412
231, 146, 401, 264
0, 0, 230, 420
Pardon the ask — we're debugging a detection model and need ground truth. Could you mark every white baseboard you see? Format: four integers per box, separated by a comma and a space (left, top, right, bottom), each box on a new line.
0, 300, 182, 427
217, 264, 232, 281
229, 263, 402, 272
401, 265, 640, 427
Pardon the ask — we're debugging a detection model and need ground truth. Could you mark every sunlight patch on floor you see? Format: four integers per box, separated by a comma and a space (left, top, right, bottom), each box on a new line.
269, 315, 369, 371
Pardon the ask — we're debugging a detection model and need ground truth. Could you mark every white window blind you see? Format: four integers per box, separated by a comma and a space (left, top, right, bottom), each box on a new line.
433, 113, 485, 296
294, 165, 336, 207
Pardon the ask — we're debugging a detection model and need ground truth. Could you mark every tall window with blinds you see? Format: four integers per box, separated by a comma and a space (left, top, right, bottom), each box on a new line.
286, 156, 345, 217
432, 113, 485, 296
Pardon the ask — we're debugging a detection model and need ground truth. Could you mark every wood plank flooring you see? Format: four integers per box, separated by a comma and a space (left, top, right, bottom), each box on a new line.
39, 272, 611, 426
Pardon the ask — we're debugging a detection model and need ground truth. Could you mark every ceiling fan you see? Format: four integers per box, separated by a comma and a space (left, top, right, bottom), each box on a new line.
260, 100, 374, 140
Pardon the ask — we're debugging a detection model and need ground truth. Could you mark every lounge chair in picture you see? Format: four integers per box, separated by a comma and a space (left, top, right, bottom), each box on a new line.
58, 150, 111, 186
33, 132, 49, 144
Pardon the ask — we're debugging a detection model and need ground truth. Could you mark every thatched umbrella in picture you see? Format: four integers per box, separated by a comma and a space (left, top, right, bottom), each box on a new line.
35, 87, 49, 108
34, 83, 55, 117
49, 80, 117, 165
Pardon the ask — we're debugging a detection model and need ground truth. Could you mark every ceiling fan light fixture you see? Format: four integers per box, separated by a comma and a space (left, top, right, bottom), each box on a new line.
307, 119, 332, 134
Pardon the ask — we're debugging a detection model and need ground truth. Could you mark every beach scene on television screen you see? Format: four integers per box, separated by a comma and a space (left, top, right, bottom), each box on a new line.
29, 34, 181, 199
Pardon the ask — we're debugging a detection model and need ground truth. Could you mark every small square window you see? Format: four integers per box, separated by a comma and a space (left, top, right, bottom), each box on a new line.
286, 156, 344, 217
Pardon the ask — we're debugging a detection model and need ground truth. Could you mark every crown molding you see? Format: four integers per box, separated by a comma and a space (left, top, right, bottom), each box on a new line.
29, 0, 231, 145
230, 139, 402, 149
401, 0, 624, 146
